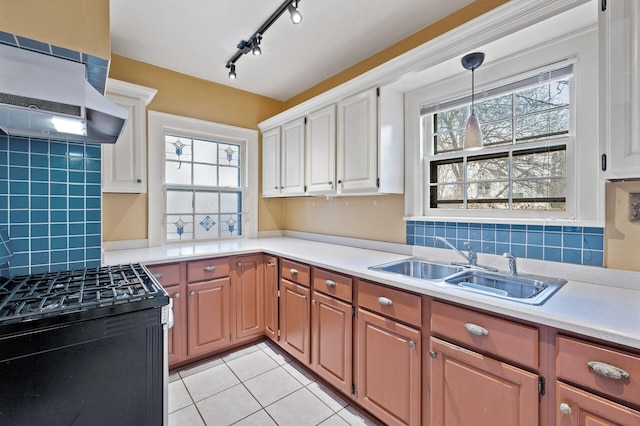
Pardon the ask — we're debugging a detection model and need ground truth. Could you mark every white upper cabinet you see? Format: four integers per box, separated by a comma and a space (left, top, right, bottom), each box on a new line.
306, 105, 336, 195
599, 0, 640, 179
102, 79, 157, 193
281, 118, 306, 196
262, 127, 281, 197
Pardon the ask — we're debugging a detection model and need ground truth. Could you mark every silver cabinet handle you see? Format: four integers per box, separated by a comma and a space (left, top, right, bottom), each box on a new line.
190, 291, 195, 296
429, 351, 437, 359
174, 293, 180, 299
378, 297, 393, 306
153, 273, 163, 279
290, 268, 298, 275
325, 279, 336, 288
203, 266, 216, 272
409, 340, 416, 349
312, 300, 316, 305
587, 361, 630, 380
559, 403, 572, 415
464, 323, 489, 336
302, 295, 307, 301
267, 262, 275, 267
237, 262, 243, 267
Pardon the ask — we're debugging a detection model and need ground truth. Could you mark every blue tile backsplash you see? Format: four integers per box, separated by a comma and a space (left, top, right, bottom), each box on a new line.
0, 34, 108, 276
406, 221, 604, 267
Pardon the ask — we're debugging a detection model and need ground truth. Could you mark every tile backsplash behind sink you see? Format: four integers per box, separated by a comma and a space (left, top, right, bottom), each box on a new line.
407, 221, 604, 267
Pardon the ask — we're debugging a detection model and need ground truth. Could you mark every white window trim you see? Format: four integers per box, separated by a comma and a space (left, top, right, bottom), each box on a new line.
148, 111, 258, 247
404, 25, 603, 227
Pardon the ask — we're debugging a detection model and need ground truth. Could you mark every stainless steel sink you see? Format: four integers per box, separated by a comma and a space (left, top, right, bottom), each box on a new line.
443, 270, 566, 305
370, 259, 463, 280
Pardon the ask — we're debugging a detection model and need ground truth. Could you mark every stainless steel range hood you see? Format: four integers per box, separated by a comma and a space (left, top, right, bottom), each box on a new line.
0, 43, 128, 144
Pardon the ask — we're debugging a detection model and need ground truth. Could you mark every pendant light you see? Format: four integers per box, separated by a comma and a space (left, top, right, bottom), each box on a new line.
461, 52, 485, 150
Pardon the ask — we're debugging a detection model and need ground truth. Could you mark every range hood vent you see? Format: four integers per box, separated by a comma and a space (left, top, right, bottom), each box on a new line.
0, 43, 128, 144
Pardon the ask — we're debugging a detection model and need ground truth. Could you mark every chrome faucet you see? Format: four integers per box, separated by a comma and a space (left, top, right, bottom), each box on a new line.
503, 253, 517, 276
433, 237, 477, 266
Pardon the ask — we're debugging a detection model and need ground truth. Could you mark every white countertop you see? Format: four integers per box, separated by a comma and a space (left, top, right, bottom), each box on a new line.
104, 237, 640, 350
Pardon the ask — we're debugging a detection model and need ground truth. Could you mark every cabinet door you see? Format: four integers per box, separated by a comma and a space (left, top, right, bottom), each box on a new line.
187, 277, 231, 357
280, 279, 311, 364
102, 79, 156, 193
430, 337, 539, 426
556, 381, 640, 425
233, 254, 264, 340
281, 118, 306, 196
262, 127, 281, 197
356, 308, 421, 426
264, 256, 279, 341
165, 285, 184, 366
306, 105, 336, 195
311, 291, 352, 395
600, 1, 640, 178
337, 88, 378, 194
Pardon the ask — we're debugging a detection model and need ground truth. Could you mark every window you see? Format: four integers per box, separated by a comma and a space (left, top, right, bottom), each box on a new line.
422, 65, 572, 213
164, 135, 243, 241
147, 111, 258, 247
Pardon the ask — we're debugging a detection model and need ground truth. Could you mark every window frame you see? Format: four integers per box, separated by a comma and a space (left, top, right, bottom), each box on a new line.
148, 111, 258, 247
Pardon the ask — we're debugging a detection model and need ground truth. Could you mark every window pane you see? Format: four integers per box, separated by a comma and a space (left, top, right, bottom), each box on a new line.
513, 201, 565, 210
165, 136, 192, 162
219, 143, 240, 167
220, 191, 241, 213
194, 190, 219, 213
467, 157, 509, 181
467, 201, 510, 209
513, 150, 566, 179
481, 119, 513, 146
433, 162, 463, 184
513, 178, 566, 199
195, 214, 219, 239
219, 166, 240, 187
166, 214, 193, 240
515, 109, 569, 143
194, 163, 217, 186
193, 139, 218, 165
515, 80, 570, 115
220, 214, 241, 237
435, 183, 464, 201
165, 160, 191, 185
467, 181, 509, 200
434, 129, 464, 153
435, 107, 468, 133
166, 189, 192, 214
476, 94, 512, 122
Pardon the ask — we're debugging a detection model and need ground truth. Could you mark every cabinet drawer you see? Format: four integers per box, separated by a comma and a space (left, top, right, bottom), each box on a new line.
187, 257, 230, 282
431, 301, 538, 369
358, 280, 421, 327
281, 259, 311, 287
313, 268, 352, 302
146, 263, 181, 286
557, 336, 640, 406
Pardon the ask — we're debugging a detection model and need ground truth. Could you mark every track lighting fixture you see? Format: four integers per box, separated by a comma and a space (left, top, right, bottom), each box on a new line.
225, 0, 303, 80
461, 52, 485, 150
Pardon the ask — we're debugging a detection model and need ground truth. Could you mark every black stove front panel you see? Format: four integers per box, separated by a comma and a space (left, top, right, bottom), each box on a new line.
0, 263, 167, 325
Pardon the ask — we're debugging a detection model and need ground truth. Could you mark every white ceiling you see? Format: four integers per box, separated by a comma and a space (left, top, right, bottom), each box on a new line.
109, 0, 475, 101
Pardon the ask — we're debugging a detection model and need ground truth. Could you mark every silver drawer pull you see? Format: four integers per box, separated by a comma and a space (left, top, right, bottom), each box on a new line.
153, 273, 163, 279
267, 262, 275, 267
203, 266, 217, 272
190, 291, 195, 296
464, 323, 489, 336
559, 403, 572, 415
174, 293, 180, 299
325, 280, 336, 288
409, 340, 416, 349
290, 268, 298, 275
302, 295, 307, 301
587, 361, 630, 380
378, 297, 393, 306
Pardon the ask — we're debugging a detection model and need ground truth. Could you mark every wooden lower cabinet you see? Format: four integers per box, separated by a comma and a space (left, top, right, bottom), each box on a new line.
429, 336, 539, 426
264, 256, 279, 341
556, 382, 640, 425
165, 284, 183, 365
311, 290, 352, 395
356, 308, 421, 426
187, 277, 231, 357
280, 279, 311, 364
233, 254, 264, 341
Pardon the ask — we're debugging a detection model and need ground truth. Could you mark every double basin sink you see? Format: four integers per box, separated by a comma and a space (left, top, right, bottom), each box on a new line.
369, 258, 566, 305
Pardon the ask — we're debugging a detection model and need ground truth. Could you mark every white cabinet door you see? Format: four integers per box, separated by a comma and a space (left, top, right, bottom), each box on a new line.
281, 118, 306, 196
102, 79, 157, 193
262, 127, 281, 197
306, 105, 336, 195
600, 0, 640, 179
337, 88, 378, 194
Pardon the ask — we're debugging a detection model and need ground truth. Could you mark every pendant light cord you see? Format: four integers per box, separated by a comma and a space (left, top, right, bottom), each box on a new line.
471, 68, 475, 115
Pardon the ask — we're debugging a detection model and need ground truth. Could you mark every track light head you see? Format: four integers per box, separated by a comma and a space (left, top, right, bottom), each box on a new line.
288, 1, 302, 24
227, 64, 237, 80
252, 36, 262, 56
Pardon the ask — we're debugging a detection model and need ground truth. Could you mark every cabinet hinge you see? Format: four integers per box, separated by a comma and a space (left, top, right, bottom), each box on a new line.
351, 306, 356, 318
304, 185, 307, 193
376, 87, 380, 97
277, 290, 280, 298
351, 384, 357, 396
601, 154, 607, 171
538, 376, 545, 396
601, 0, 606, 12
376, 177, 380, 188
277, 329, 281, 337
304, 117, 308, 124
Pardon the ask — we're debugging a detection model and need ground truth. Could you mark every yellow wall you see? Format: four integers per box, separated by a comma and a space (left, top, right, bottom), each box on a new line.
104, 55, 285, 241
0, 0, 110, 58
605, 182, 640, 272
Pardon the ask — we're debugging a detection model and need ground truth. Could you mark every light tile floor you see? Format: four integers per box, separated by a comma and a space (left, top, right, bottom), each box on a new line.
169, 341, 378, 426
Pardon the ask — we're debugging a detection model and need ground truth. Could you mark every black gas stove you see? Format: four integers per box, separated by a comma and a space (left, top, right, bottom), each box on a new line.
0, 263, 171, 425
